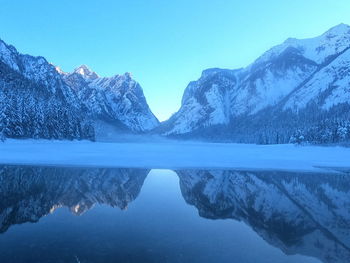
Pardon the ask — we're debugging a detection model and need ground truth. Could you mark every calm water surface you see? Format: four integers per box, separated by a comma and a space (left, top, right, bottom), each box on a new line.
0, 165, 349, 263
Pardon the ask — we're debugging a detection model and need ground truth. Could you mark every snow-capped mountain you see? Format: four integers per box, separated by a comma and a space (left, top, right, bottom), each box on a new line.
0, 165, 149, 233
0, 38, 159, 140
161, 24, 350, 144
61, 65, 159, 132
176, 169, 350, 263
0, 39, 95, 140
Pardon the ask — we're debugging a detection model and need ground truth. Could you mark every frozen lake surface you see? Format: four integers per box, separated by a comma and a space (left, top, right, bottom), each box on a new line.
0, 139, 350, 172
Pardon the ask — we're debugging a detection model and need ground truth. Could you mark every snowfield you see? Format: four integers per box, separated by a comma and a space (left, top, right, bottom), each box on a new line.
0, 140, 349, 172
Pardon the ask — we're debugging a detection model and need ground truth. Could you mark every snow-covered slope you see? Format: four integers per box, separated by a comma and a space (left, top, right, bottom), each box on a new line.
161, 24, 350, 143
176, 169, 350, 263
284, 47, 350, 110
0, 39, 94, 140
0, 38, 159, 140
257, 23, 350, 65
61, 65, 159, 132
0, 165, 149, 233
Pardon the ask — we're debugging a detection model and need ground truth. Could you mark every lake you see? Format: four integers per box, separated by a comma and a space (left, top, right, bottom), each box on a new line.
0, 165, 349, 263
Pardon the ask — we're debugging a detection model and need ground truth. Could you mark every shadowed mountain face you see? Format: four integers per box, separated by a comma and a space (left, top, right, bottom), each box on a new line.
176, 169, 350, 263
0, 165, 149, 233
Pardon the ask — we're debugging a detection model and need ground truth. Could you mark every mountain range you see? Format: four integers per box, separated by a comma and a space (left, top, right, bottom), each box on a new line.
1, 24, 350, 143
160, 23, 350, 144
0, 40, 158, 140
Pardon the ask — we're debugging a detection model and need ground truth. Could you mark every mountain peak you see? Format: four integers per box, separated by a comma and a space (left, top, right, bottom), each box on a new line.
123, 72, 133, 79
74, 65, 99, 80
324, 23, 350, 36
254, 23, 350, 66
54, 66, 66, 75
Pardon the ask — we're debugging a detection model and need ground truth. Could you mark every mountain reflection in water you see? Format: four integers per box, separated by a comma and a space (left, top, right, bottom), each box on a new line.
0, 165, 349, 263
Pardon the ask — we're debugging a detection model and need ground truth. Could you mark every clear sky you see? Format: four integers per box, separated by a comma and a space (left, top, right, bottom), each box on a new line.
1, 0, 350, 121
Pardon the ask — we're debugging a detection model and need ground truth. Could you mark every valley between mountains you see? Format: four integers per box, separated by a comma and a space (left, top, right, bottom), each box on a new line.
1, 24, 350, 144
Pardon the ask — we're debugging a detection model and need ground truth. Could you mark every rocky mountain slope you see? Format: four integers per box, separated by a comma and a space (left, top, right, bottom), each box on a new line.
0, 39, 95, 140
0, 39, 159, 140
160, 24, 350, 144
61, 65, 159, 132
2, 23, 350, 143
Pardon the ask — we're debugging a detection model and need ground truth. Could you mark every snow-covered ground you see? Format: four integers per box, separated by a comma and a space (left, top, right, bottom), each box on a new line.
0, 139, 349, 172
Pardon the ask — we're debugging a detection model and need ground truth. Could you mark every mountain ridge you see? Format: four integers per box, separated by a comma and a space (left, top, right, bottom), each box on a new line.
1, 23, 350, 143
61, 64, 159, 132
0, 38, 159, 140
159, 23, 350, 144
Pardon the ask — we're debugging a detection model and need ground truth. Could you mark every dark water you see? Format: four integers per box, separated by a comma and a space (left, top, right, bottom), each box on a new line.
0, 166, 349, 263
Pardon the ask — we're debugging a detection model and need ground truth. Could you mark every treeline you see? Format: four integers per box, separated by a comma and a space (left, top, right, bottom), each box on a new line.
290, 120, 350, 145
0, 62, 95, 141
0, 89, 95, 141
175, 103, 350, 146
231, 103, 350, 145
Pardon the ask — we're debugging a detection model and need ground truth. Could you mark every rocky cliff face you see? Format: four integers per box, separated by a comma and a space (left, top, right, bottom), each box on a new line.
61, 65, 159, 132
161, 24, 350, 144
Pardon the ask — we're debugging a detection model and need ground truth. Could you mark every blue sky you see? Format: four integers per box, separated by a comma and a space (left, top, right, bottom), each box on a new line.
1, 0, 350, 120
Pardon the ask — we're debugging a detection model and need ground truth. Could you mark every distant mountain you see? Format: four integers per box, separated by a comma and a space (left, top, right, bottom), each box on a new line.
0, 165, 149, 233
160, 24, 350, 144
176, 169, 350, 263
61, 65, 159, 132
0, 39, 95, 140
